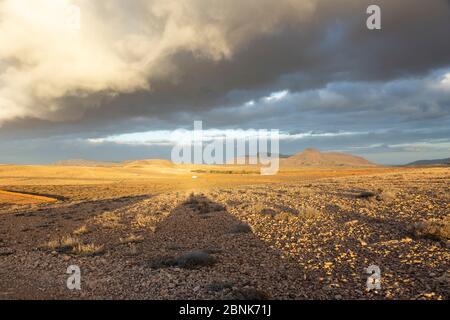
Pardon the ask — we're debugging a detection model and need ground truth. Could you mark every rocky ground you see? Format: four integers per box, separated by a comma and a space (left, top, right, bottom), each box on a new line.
0, 168, 448, 300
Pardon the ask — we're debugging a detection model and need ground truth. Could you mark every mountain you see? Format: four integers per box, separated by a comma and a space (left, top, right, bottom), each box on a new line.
122, 159, 175, 168
405, 158, 450, 166
281, 148, 376, 167
53, 159, 120, 167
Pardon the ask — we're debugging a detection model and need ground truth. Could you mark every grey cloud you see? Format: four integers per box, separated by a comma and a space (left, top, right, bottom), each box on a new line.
1, 0, 450, 165
1, 0, 450, 136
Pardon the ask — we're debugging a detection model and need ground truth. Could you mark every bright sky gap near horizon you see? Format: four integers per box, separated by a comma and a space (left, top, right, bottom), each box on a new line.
0, 0, 449, 165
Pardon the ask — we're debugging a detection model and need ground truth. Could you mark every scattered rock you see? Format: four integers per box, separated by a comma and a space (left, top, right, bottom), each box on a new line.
206, 281, 234, 292
229, 287, 271, 300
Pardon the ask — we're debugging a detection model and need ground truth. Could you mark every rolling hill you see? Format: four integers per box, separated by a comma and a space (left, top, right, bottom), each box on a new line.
281, 148, 376, 167
53, 159, 120, 167
405, 158, 450, 166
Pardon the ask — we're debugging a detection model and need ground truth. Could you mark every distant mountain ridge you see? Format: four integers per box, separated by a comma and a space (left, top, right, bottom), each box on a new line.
53, 159, 174, 168
54, 150, 375, 168
281, 148, 376, 167
122, 159, 175, 168
405, 158, 450, 166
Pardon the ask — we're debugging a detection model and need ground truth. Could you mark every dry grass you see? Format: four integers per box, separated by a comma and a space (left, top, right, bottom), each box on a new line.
73, 225, 89, 235
132, 213, 156, 229
300, 206, 321, 219
94, 211, 122, 229
275, 211, 296, 222
72, 243, 105, 256
44, 236, 104, 256
120, 234, 144, 244
377, 190, 396, 202
44, 236, 81, 253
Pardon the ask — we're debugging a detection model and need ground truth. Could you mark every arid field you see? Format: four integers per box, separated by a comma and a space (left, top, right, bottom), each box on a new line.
0, 163, 448, 300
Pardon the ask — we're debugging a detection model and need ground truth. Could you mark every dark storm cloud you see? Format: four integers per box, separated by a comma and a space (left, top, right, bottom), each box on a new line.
1, 0, 450, 134
0, 0, 449, 164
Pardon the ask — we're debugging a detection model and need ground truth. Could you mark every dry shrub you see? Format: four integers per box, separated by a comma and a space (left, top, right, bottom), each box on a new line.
357, 191, 377, 199
186, 195, 226, 214
73, 243, 104, 256
44, 236, 104, 255
174, 250, 217, 269
377, 190, 396, 202
73, 225, 89, 235
229, 223, 252, 234
300, 206, 321, 219
260, 208, 277, 216
409, 216, 450, 241
132, 213, 156, 229
275, 211, 296, 222
274, 204, 299, 215
94, 211, 122, 229
148, 250, 216, 269
357, 189, 396, 202
45, 236, 81, 253
120, 234, 144, 244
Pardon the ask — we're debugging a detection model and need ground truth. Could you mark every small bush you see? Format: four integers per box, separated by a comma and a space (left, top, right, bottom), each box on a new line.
73, 243, 104, 256
275, 212, 295, 222
174, 250, 216, 269
301, 206, 321, 219
377, 190, 396, 202
45, 236, 81, 253
357, 191, 377, 199
186, 195, 226, 214
186, 193, 199, 205
120, 234, 144, 244
230, 223, 252, 234
206, 281, 234, 292
148, 250, 216, 269
356, 189, 396, 202
44, 236, 104, 256
260, 208, 277, 216
73, 225, 89, 235
409, 217, 450, 241
275, 205, 299, 215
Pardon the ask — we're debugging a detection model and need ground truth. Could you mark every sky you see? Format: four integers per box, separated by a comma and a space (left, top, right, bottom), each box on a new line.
0, 0, 449, 165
